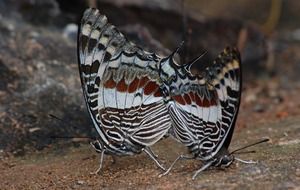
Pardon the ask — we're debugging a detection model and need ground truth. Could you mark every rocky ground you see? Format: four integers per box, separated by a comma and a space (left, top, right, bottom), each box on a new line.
0, 0, 300, 189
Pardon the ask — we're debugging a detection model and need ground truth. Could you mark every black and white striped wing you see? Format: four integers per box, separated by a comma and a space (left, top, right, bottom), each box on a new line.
168, 47, 241, 160
78, 8, 171, 154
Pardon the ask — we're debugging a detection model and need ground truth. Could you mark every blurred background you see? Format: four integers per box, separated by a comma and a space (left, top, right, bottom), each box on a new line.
0, 0, 299, 166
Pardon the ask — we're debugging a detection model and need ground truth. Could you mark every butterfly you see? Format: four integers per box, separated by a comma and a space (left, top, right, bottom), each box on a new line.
158, 46, 242, 179
77, 8, 174, 173
78, 8, 243, 178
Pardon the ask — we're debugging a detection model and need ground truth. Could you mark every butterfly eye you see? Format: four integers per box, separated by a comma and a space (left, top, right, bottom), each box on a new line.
218, 155, 234, 168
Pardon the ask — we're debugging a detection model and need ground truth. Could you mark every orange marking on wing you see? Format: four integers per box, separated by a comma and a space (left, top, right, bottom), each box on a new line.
183, 94, 191, 105
154, 89, 162, 97
195, 94, 217, 107
213, 91, 219, 105
138, 76, 148, 88
144, 81, 159, 95
116, 78, 128, 92
195, 94, 203, 107
210, 97, 217, 106
128, 77, 139, 93
189, 92, 196, 102
202, 98, 210, 107
103, 76, 116, 88
172, 95, 186, 105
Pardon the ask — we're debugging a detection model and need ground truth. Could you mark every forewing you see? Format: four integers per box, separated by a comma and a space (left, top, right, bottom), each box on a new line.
78, 8, 170, 151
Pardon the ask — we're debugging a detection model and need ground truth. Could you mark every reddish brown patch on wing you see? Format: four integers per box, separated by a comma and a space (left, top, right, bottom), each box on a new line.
138, 76, 148, 88
103, 76, 116, 88
128, 77, 139, 93
183, 94, 191, 105
189, 92, 195, 102
172, 95, 186, 105
195, 94, 203, 107
144, 81, 159, 95
195, 94, 217, 107
154, 90, 162, 97
116, 78, 128, 92
210, 97, 217, 106
202, 98, 210, 107
210, 91, 218, 106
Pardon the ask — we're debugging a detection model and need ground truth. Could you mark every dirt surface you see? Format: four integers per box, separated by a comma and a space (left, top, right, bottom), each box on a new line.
1, 117, 299, 189
1, 0, 300, 189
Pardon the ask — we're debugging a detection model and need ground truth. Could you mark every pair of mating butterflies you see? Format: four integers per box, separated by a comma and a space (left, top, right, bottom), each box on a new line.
78, 8, 243, 179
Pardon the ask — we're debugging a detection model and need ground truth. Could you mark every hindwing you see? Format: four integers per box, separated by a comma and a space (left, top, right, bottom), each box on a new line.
165, 47, 241, 160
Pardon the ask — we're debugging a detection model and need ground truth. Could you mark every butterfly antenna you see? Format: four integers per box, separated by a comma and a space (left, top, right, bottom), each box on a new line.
49, 114, 80, 129
160, 41, 185, 71
229, 138, 269, 155
183, 50, 207, 71
173, 41, 185, 55
49, 114, 95, 140
181, 0, 189, 64
49, 136, 93, 139
233, 150, 256, 155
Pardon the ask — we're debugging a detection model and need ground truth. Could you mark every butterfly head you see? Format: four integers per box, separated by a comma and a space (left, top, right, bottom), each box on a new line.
211, 146, 234, 168
90, 140, 103, 153
158, 52, 194, 98
200, 138, 269, 169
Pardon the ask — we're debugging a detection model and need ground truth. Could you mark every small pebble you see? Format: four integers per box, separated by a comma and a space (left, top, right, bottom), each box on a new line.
76, 180, 85, 185
63, 23, 78, 41
29, 127, 41, 133
296, 168, 300, 177
291, 29, 300, 41
253, 104, 265, 113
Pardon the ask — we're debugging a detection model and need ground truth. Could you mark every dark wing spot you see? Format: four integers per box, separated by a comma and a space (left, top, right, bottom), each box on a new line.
95, 76, 101, 86
80, 35, 89, 52
91, 60, 100, 74
88, 38, 98, 53
87, 85, 97, 93
103, 52, 112, 62
98, 43, 105, 51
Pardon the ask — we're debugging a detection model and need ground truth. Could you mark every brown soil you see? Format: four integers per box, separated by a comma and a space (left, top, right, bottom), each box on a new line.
1, 117, 299, 189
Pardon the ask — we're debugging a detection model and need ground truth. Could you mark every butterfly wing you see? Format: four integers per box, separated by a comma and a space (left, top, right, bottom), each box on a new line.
166, 47, 241, 160
78, 8, 171, 154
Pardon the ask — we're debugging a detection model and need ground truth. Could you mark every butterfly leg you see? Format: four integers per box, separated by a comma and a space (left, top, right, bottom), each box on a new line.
192, 160, 214, 180
90, 149, 106, 175
143, 147, 166, 171
159, 154, 194, 177
111, 155, 117, 164
235, 157, 257, 164
146, 147, 159, 158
